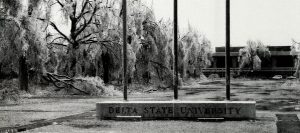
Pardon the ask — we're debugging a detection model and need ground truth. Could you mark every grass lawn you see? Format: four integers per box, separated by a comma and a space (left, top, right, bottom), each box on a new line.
1, 78, 300, 132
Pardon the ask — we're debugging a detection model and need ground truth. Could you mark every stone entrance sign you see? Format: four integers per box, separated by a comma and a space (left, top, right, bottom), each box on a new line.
96, 101, 256, 120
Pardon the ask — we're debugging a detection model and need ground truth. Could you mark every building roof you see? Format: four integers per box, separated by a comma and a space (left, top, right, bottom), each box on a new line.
215, 46, 291, 52
212, 52, 239, 56
215, 47, 244, 52
213, 46, 293, 57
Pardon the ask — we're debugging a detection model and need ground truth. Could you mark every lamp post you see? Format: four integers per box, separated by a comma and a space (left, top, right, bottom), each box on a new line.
225, 0, 231, 100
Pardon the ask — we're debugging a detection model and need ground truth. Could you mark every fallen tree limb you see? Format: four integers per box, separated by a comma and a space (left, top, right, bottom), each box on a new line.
42, 72, 89, 95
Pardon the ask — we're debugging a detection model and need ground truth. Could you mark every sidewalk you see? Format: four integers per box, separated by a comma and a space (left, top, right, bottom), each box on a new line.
24, 111, 278, 133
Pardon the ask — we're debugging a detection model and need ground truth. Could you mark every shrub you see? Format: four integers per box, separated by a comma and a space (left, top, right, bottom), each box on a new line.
0, 79, 20, 104
75, 76, 122, 96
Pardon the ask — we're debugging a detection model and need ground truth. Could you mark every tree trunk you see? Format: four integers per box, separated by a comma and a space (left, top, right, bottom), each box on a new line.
0, 63, 2, 79
95, 58, 100, 77
144, 59, 151, 84
294, 59, 300, 78
54, 56, 61, 74
69, 48, 79, 77
102, 52, 110, 84
19, 55, 28, 91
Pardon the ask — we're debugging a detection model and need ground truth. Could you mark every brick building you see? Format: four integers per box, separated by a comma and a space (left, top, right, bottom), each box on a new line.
203, 46, 297, 78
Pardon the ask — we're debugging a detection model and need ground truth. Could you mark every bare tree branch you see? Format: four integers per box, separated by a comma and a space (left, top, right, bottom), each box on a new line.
76, 0, 90, 20
48, 36, 65, 44
44, 72, 89, 94
72, 2, 77, 19
292, 38, 300, 45
80, 39, 98, 44
75, 5, 98, 37
76, 10, 91, 21
50, 22, 72, 44
56, 0, 64, 7
50, 43, 68, 47
76, 33, 95, 43
76, 16, 87, 34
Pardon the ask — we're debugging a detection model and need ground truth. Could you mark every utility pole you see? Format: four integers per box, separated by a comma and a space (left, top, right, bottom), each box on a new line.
173, 0, 179, 100
122, 0, 127, 101
225, 0, 231, 100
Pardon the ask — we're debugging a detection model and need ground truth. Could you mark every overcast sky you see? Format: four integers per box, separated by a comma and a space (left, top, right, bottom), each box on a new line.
142, 0, 300, 47
51, 0, 300, 48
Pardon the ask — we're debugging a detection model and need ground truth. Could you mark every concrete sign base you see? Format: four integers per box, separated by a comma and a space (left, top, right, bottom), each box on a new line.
96, 101, 256, 120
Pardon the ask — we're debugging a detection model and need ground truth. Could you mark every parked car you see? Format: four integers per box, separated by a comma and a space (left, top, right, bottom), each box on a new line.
272, 75, 282, 80
287, 76, 296, 79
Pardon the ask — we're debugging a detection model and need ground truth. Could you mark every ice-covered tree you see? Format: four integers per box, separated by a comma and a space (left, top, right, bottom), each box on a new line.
238, 40, 271, 75
180, 25, 212, 79
0, 0, 49, 90
47, 0, 102, 77
291, 39, 300, 78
